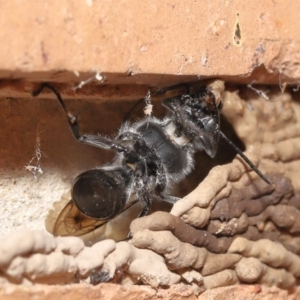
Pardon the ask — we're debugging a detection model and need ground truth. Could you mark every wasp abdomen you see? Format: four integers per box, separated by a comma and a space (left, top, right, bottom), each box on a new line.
72, 167, 133, 220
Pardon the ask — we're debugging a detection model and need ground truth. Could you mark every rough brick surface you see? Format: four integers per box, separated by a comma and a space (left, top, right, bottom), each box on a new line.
0, 0, 300, 84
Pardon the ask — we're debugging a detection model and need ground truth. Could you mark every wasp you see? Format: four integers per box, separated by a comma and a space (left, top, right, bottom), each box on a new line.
32, 83, 270, 238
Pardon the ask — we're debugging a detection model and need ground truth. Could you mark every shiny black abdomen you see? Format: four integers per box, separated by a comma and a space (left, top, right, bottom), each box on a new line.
72, 167, 133, 220
136, 122, 189, 175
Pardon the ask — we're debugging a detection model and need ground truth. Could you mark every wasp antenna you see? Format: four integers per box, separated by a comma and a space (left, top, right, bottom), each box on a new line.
123, 97, 145, 122
219, 131, 271, 185
155, 82, 191, 96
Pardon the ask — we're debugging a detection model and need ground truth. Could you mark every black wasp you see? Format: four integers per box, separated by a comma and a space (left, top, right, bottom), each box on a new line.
32, 83, 270, 237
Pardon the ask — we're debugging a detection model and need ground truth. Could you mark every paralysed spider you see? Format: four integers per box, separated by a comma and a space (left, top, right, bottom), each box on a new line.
32, 83, 270, 237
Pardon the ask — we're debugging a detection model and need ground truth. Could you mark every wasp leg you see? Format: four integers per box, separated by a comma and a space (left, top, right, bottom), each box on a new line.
137, 188, 151, 218
154, 163, 167, 195
116, 131, 141, 141
78, 134, 135, 154
154, 163, 180, 204
32, 83, 82, 138
123, 82, 192, 123
161, 195, 181, 204
90, 270, 110, 285
32, 83, 141, 159
133, 161, 152, 218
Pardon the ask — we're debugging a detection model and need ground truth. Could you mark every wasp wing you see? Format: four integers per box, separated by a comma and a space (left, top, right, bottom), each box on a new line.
53, 199, 139, 237
53, 200, 105, 236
